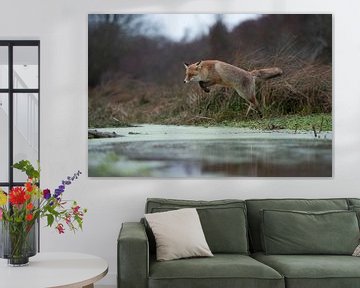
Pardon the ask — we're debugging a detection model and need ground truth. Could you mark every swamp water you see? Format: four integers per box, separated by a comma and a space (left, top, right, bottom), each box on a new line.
88, 125, 332, 177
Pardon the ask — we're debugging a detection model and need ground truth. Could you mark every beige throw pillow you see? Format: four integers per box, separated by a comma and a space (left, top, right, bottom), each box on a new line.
353, 244, 360, 256
145, 208, 213, 261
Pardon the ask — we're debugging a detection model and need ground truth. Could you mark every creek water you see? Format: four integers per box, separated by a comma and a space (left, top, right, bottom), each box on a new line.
88, 124, 332, 177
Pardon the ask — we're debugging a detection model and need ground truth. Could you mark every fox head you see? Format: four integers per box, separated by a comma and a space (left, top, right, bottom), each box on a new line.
183, 61, 202, 83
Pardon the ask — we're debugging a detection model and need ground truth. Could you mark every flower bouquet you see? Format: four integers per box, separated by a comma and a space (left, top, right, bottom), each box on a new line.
0, 160, 87, 266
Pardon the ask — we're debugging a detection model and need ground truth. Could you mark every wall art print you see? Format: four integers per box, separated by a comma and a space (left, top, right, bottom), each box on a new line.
88, 14, 332, 177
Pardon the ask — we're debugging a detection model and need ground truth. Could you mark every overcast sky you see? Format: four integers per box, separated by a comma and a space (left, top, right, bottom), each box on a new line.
142, 14, 259, 42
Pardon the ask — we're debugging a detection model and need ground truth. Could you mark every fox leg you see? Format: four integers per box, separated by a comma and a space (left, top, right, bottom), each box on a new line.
199, 81, 210, 93
245, 97, 263, 117
245, 103, 256, 116
246, 78, 263, 117
249, 96, 263, 117
245, 103, 262, 117
199, 81, 215, 93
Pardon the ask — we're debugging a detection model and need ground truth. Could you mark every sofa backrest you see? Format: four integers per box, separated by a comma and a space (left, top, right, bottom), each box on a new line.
145, 198, 249, 254
348, 198, 360, 207
347, 198, 360, 229
245, 198, 350, 252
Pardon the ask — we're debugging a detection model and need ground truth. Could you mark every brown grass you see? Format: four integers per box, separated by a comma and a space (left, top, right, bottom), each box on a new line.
89, 50, 332, 127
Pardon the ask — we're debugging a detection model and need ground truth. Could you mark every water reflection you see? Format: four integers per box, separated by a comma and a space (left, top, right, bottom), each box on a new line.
89, 138, 332, 177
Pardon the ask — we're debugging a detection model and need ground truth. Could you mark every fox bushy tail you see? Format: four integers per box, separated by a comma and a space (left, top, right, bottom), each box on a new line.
250, 67, 283, 80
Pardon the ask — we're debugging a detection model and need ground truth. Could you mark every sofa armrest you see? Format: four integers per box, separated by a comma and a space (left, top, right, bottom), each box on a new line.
118, 222, 149, 288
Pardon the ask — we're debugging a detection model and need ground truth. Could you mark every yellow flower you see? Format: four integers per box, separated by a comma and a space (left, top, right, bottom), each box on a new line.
0, 190, 7, 206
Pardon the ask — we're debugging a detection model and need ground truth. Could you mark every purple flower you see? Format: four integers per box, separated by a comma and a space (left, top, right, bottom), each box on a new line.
54, 171, 82, 199
43, 189, 51, 200
54, 189, 63, 198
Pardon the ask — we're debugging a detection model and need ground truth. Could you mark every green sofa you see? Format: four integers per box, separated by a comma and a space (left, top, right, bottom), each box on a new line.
118, 198, 360, 288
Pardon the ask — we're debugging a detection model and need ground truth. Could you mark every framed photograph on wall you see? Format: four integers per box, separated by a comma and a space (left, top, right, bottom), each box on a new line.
88, 13, 332, 177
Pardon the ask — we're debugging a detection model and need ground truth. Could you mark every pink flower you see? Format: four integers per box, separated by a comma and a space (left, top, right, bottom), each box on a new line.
0, 208, 3, 220
65, 214, 71, 225
72, 205, 80, 215
56, 223, 65, 234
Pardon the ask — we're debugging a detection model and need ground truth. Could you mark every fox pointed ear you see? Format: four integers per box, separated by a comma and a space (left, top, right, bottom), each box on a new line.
196, 61, 202, 66
183, 62, 189, 69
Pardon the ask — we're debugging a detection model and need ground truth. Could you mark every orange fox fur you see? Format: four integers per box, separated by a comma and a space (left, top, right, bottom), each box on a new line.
183, 60, 282, 115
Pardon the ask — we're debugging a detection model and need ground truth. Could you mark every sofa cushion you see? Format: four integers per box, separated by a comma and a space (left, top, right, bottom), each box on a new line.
145, 208, 213, 261
146, 198, 249, 254
246, 198, 349, 252
261, 209, 359, 255
149, 254, 284, 288
252, 252, 360, 288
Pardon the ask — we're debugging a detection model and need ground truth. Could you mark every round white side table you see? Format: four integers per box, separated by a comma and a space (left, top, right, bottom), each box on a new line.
0, 252, 108, 288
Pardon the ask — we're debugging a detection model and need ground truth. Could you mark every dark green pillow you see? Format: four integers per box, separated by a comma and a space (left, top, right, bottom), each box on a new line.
261, 209, 359, 255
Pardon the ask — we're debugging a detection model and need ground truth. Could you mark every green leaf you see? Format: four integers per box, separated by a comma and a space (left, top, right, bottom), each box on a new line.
47, 214, 55, 227
75, 216, 83, 230
46, 206, 60, 217
12, 160, 40, 180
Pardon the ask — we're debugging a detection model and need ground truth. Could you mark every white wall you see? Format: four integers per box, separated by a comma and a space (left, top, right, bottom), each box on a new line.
1, 0, 360, 285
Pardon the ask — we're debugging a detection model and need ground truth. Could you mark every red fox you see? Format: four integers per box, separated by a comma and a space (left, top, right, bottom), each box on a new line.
183, 60, 283, 116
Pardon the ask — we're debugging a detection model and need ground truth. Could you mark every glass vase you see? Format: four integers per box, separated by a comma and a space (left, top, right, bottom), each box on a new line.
0, 220, 37, 266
